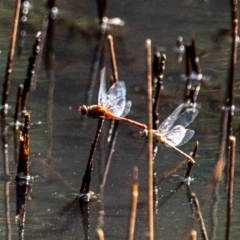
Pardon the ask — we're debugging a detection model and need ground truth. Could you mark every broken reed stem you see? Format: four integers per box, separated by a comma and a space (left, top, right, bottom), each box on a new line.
1, 115, 10, 177
128, 166, 138, 240
152, 53, 166, 130
190, 230, 197, 240
185, 141, 199, 180
225, 135, 236, 240
21, 32, 41, 112
107, 35, 118, 82
107, 35, 118, 143
226, 0, 238, 137
4, 182, 11, 239
80, 117, 104, 195
97, 0, 108, 24
146, 39, 154, 240
2, 0, 21, 113
86, 28, 106, 106
17, 112, 30, 178
191, 193, 209, 240
14, 84, 23, 127
96, 227, 105, 240
190, 36, 201, 74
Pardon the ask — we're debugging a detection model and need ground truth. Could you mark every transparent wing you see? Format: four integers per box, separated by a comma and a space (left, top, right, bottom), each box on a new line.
159, 104, 186, 134
172, 108, 198, 129
120, 100, 132, 117
159, 104, 198, 134
102, 81, 127, 117
177, 129, 195, 146
162, 125, 187, 147
98, 67, 107, 106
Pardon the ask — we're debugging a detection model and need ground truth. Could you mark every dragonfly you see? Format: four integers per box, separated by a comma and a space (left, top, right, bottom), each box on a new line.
140, 103, 198, 163
79, 68, 147, 130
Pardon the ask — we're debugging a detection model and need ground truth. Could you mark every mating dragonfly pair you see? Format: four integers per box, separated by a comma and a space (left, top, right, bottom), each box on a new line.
79, 68, 198, 163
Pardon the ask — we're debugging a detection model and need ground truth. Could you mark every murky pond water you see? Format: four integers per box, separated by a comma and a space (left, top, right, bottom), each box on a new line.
0, 0, 240, 239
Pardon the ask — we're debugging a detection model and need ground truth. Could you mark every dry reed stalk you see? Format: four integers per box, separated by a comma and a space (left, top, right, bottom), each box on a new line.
106, 35, 118, 143
225, 135, 236, 240
152, 53, 166, 130
146, 39, 154, 240
96, 227, 105, 240
17, 112, 30, 178
14, 85, 23, 127
226, 0, 238, 136
79, 117, 104, 201
184, 141, 199, 181
189, 230, 197, 240
107, 35, 118, 82
128, 166, 138, 240
191, 192, 209, 240
2, 0, 21, 113
97, 0, 108, 24
21, 32, 41, 112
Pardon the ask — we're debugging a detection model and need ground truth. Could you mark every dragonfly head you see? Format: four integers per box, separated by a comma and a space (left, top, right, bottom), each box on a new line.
79, 105, 88, 115
139, 129, 148, 138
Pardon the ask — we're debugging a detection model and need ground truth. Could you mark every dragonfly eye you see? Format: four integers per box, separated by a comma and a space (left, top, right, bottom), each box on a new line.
79, 105, 88, 115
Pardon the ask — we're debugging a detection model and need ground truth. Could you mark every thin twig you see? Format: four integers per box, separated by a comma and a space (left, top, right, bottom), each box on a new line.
226, 0, 238, 137
106, 35, 118, 143
128, 166, 138, 240
189, 230, 197, 240
107, 35, 118, 82
14, 84, 23, 128
79, 118, 105, 201
225, 135, 236, 240
21, 32, 41, 112
2, 0, 21, 113
191, 192, 209, 240
184, 141, 199, 181
96, 227, 105, 240
152, 52, 166, 130
146, 39, 154, 240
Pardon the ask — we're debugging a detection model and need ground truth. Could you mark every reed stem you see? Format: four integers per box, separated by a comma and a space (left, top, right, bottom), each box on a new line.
107, 35, 118, 82
128, 166, 138, 240
2, 0, 21, 113
146, 39, 154, 240
225, 135, 236, 240
191, 192, 209, 240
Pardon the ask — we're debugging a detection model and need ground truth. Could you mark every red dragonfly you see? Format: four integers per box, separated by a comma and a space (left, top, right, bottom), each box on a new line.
79, 68, 147, 130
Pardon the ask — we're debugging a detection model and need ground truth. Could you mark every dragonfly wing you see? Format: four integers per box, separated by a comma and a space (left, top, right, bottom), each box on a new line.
172, 107, 198, 129
162, 125, 187, 147
120, 100, 132, 117
159, 104, 186, 134
177, 129, 195, 146
103, 81, 127, 117
98, 67, 107, 106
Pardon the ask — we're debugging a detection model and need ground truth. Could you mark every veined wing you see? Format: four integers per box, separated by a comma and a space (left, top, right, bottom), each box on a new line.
159, 104, 198, 134
159, 104, 186, 134
98, 67, 127, 117
162, 125, 188, 147
98, 67, 107, 106
170, 107, 198, 129
120, 100, 132, 117
177, 129, 195, 146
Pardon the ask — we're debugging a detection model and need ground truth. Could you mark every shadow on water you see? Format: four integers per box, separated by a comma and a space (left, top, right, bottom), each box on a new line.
0, 0, 239, 239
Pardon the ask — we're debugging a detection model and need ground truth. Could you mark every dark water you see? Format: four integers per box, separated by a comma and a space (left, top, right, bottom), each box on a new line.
0, 0, 240, 239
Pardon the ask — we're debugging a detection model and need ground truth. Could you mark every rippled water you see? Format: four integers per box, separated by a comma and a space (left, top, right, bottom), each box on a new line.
0, 1, 240, 239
